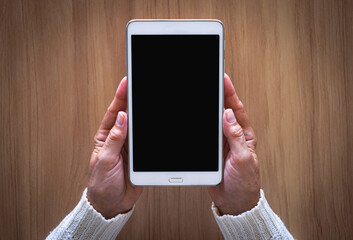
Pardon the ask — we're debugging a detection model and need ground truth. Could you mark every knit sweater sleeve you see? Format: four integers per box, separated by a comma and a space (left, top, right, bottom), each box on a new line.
211, 189, 294, 239
46, 188, 133, 240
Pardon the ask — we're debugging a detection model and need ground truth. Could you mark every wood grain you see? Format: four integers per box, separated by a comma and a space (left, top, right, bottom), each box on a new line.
0, 0, 352, 239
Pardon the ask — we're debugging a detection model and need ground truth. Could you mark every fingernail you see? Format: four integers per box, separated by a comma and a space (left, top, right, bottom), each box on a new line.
225, 109, 236, 124
116, 112, 125, 126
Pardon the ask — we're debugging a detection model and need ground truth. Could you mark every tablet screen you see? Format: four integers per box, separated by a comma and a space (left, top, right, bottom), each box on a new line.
132, 35, 220, 171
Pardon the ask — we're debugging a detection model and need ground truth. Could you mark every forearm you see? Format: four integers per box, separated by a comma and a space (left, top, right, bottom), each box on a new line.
46, 188, 133, 240
212, 190, 294, 240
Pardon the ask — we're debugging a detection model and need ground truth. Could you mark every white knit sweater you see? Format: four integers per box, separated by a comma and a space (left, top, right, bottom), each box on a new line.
46, 189, 293, 239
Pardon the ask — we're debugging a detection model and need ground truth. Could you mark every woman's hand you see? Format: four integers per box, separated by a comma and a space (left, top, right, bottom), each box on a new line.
208, 74, 261, 216
87, 77, 143, 219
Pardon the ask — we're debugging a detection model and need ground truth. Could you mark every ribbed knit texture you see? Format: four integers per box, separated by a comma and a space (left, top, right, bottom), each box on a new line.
211, 189, 294, 240
46, 188, 134, 240
47, 189, 293, 240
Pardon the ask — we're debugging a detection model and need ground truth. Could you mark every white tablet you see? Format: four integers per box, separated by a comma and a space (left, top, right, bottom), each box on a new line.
126, 20, 224, 186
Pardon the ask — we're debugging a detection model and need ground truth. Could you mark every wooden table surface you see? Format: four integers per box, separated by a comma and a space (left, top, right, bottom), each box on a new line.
1, 0, 352, 239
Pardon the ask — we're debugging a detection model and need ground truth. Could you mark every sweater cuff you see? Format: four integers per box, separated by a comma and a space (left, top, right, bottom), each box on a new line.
46, 188, 134, 240
211, 189, 294, 240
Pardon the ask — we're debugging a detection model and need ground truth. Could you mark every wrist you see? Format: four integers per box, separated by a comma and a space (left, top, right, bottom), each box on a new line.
214, 192, 260, 216
86, 188, 131, 219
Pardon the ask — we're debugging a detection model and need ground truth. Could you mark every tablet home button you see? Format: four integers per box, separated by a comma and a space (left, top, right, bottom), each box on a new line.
168, 177, 183, 183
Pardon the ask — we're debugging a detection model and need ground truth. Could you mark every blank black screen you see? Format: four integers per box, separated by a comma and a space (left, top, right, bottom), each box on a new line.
132, 35, 219, 171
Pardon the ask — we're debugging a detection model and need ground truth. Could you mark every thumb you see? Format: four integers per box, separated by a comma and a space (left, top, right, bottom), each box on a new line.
99, 111, 127, 164
223, 109, 251, 160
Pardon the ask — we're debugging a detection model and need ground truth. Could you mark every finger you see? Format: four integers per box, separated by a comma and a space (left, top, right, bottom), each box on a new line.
100, 77, 128, 131
223, 109, 251, 161
224, 74, 256, 150
224, 74, 250, 129
98, 111, 128, 164
94, 77, 127, 145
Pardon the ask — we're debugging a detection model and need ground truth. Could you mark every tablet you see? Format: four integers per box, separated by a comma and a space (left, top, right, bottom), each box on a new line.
126, 20, 224, 186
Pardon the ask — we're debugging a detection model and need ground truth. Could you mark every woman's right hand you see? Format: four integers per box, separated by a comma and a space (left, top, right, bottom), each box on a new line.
208, 74, 261, 216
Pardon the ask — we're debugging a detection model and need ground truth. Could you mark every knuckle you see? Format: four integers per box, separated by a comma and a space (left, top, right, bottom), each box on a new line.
245, 128, 257, 144
237, 100, 244, 110
93, 135, 99, 145
93, 131, 106, 148
247, 138, 257, 151
243, 128, 257, 150
93, 135, 101, 147
229, 124, 244, 138
108, 127, 124, 142
106, 104, 117, 115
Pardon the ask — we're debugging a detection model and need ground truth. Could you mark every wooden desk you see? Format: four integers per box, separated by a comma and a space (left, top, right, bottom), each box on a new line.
1, 0, 352, 239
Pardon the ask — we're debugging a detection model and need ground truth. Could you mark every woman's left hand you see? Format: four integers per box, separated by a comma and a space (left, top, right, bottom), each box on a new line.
87, 77, 143, 219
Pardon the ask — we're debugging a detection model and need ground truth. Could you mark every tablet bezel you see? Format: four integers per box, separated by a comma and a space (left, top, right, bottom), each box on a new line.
126, 19, 224, 186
